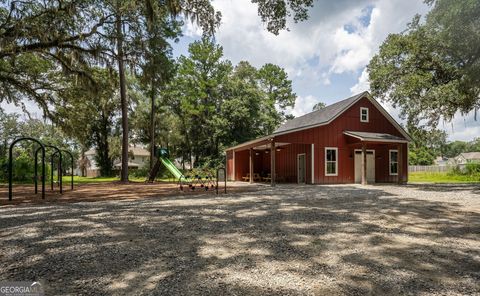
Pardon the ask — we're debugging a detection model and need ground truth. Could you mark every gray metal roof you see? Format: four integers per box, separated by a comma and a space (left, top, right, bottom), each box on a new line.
274, 92, 367, 134
459, 152, 480, 160
343, 131, 408, 143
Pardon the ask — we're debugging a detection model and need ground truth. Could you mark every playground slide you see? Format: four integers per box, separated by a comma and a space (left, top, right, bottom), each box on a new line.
159, 156, 184, 180
145, 151, 224, 193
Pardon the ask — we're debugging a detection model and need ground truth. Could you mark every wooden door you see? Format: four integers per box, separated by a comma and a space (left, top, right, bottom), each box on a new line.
355, 150, 375, 183
297, 154, 306, 184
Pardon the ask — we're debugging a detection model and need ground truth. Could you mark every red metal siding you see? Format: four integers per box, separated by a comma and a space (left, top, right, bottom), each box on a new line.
234, 150, 249, 181
273, 97, 408, 184
275, 144, 311, 183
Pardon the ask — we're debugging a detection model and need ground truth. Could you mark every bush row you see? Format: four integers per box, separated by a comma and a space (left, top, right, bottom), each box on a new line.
449, 163, 480, 176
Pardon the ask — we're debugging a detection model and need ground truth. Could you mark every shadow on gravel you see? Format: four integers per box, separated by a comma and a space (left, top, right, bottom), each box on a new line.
404, 183, 480, 193
0, 184, 479, 295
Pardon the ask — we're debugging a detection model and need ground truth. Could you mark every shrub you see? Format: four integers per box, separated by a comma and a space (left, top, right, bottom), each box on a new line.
448, 163, 480, 179
0, 151, 56, 183
130, 163, 177, 180
183, 167, 216, 179
409, 147, 435, 165
448, 165, 463, 175
0, 156, 7, 182
13, 151, 34, 181
131, 166, 150, 178
465, 163, 480, 175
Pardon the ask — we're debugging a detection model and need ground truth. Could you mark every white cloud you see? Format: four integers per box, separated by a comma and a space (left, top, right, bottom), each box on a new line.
1, 100, 42, 117
350, 68, 370, 94
183, 20, 203, 38
349, 0, 431, 92
321, 72, 331, 86
1, 101, 22, 113
186, 2, 409, 65
204, 0, 378, 74
285, 95, 320, 117
204, 0, 429, 79
440, 112, 480, 142
329, 24, 373, 74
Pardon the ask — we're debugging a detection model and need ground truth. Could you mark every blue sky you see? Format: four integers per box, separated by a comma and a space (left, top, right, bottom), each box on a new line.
2, 0, 479, 142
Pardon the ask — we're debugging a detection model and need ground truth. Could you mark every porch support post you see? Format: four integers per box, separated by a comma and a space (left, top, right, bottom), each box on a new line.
232, 150, 236, 181
311, 144, 314, 184
271, 141, 276, 187
249, 148, 254, 184
397, 143, 403, 184
362, 143, 367, 185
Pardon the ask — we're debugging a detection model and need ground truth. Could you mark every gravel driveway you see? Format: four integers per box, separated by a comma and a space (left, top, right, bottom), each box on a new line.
1, 183, 479, 295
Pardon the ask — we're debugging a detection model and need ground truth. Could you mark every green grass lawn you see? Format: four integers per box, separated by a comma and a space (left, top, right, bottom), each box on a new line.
409, 172, 480, 183
66, 176, 119, 184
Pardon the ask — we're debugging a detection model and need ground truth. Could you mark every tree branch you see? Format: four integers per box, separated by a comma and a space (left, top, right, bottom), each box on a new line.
0, 13, 114, 58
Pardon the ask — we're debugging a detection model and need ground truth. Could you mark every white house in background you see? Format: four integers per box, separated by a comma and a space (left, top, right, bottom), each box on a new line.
82, 146, 150, 177
113, 146, 150, 170
450, 152, 480, 165
434, 156, 449, 166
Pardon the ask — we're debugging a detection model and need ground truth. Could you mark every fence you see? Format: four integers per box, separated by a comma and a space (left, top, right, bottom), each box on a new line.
408, 165, 451, 173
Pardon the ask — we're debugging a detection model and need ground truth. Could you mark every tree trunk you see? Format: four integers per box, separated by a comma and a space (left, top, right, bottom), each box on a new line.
94, 124, 111, 177
149, 80, 156, 169
166, 138, 169, 155
99, 111, 112, 176
81, 149, 86, 177
189, 150, 193, 169
116, 8, 129, 182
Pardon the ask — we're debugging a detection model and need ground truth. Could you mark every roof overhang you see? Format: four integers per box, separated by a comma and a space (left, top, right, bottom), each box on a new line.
343, 131, 409, 144
225, 135, 273, 151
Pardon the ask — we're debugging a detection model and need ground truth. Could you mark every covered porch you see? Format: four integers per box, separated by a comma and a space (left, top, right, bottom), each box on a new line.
226, 137, 314, 187
343, 131, 408, 185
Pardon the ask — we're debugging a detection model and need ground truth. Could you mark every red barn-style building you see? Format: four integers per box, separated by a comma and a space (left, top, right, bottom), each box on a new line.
225, 91, 411, 185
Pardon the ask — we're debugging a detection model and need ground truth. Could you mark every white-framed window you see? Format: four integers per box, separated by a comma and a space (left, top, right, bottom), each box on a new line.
389, 150, 398, 175
360, 107, 369, 122
325, 147, 338, 176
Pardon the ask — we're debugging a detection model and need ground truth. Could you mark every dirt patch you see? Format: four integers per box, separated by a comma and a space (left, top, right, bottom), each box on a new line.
0, 181, 261, 205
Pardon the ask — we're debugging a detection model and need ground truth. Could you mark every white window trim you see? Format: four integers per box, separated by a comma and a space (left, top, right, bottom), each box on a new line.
389, 149, 399, 176
360, 107, 369, 123
325, 147, 338, 176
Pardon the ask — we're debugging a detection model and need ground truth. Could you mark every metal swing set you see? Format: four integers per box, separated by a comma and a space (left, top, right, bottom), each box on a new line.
7, 137, 75, 201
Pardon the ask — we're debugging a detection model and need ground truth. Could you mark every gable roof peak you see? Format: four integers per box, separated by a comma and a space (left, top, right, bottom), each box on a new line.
274, 91, 369, 135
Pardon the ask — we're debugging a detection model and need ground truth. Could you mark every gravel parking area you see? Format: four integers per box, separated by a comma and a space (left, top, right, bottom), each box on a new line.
1, 183, 479, 295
